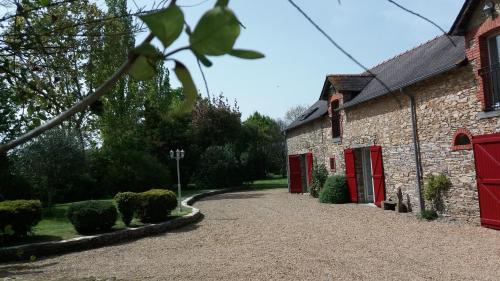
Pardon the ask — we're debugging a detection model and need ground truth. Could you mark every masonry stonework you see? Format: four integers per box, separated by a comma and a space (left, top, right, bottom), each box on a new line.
286, 65, 500, 224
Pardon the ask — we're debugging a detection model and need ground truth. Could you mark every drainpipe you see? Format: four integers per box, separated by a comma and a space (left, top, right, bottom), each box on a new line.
400, 88, 425, 211
284, 130, 290, 193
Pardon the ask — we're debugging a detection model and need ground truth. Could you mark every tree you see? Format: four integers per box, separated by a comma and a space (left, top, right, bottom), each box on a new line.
284, 104, 309, 126
0, 0, 264, 154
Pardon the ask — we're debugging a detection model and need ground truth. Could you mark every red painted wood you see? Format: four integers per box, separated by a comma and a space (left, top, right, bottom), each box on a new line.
473, 132, 500, 229
370, 146, 386, 208
344, 149, 358, 203
289, 155, 302, 194
306, 153, 313, 186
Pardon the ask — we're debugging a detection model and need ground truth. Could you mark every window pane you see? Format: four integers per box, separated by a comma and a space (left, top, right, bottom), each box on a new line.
489, 35, 500, 67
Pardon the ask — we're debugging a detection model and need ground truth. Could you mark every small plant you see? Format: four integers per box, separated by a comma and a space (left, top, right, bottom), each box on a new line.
114, 192, 138, 226
136, 189, 177, 223
310, 161, 328, 198
0, 200, 42, 240
420, 209, 438, 221
66, 200, 117, 234
319, 175, 349, 204
424, 173, 451, 212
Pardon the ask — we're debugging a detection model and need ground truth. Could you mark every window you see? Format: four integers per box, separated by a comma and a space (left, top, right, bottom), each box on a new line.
331, 100, 341, 139
329, 157, 336, 172
451, 128, 473, 151
484, 33, 500, 109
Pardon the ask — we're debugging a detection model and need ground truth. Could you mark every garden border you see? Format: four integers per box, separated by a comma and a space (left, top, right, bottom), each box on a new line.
0, 189, 230, 262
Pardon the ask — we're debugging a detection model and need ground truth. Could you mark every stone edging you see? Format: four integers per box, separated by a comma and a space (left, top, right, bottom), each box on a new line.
0, 189, 230, 263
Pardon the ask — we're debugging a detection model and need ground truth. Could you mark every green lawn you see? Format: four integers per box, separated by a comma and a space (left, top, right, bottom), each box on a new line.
2, 178, 287, 247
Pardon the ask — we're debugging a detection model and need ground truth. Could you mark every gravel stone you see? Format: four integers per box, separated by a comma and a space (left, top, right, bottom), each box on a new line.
1, 189, 500, 280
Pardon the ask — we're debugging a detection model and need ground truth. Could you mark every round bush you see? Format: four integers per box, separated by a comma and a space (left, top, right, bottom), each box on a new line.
0, 200, 42, 239
137, 189, 177, 223
319, 175, 349, 204
114, 192, 138, 226
66, 200, 117, 234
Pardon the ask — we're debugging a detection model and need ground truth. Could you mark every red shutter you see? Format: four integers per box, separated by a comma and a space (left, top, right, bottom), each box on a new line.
370, 146, 386, 208
344, 149, 358, 203
306, 153, 313, 185
288, 155, 302, 193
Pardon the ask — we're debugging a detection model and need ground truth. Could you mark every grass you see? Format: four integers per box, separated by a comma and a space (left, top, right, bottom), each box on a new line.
2, 178, 288, 247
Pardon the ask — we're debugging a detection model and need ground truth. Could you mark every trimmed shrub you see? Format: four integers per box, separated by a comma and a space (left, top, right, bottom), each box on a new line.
424, 173, 452, 212
66, 201, 117, 234
319, 175, 349, 204
114, 192, 138, 226
136, 189, 177, 223
0, 200, 42, 239
310, 162, 329, 198
420, 209, 438, 221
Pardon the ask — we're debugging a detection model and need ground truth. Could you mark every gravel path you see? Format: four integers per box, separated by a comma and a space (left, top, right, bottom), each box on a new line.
2, 188, 500, 281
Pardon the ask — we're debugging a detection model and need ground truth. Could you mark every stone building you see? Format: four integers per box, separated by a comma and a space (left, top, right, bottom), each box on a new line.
285, 0, 500, 228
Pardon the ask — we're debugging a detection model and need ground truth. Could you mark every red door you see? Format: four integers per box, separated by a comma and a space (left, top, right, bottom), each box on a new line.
473, 133, 500, 230
289, 155, 302, 193
344, 149, 358, 203
370, 146, 386, 208
306, 153, 313, 186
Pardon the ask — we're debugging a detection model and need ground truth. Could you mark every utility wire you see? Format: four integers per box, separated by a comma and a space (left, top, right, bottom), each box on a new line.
387, 0, 456, 47
286, 0, 395, 99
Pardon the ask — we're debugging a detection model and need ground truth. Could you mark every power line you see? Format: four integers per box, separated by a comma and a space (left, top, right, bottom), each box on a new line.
387, 0, 456, 47
285, 0, 395, 97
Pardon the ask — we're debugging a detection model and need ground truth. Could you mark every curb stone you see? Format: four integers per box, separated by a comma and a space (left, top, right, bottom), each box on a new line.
0, 189, 232, 263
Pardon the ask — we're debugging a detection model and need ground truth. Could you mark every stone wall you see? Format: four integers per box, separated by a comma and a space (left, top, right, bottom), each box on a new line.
286, 65, 500, 224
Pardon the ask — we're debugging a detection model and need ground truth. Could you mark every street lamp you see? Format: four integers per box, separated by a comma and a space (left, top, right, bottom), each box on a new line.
170, 149, 185, 212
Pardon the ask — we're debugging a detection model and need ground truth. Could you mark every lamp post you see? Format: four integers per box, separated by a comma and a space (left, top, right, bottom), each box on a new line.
170, 149, 185, 212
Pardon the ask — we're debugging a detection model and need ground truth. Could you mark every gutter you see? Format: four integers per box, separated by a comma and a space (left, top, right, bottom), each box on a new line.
400, 88, 425, 211
284, 130, 290, 192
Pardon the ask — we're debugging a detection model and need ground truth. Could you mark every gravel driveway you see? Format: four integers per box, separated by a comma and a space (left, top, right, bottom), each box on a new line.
2, 188, 500, 280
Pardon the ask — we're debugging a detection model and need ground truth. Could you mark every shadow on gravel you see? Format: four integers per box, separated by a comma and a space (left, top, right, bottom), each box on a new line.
0, 262, 59, 278
200, 193, 265, 201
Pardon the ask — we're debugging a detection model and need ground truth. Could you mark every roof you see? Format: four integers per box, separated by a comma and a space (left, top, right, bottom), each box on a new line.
327, 74, 374, 92
342, 35, 466, 109
449, 0, 476, 36
284, 100, 328, 132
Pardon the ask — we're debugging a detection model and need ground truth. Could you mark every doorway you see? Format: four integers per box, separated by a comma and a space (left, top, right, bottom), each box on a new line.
354, 148, 374, 204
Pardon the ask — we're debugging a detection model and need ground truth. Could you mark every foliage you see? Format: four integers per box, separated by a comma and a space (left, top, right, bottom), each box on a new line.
12, 128, 92, 206
239, 112, 285, 180
310, 161, 329, 198
0, 200, 42, 240
0, 155, 34, 201
136, 189, 177, 223
66, 200, 117, 234
91, 148, 171, 195
114, 192, 138, 226
193, 145, 242, 189
420, 209, 439, 221
319, 175, 349, 204
424, 173, 452, 201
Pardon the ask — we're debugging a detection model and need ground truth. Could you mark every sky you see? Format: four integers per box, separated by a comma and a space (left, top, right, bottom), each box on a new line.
128, 0, 465, 120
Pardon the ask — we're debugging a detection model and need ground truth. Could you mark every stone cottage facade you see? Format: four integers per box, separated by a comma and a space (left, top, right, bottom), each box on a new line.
285, 0, 500, 227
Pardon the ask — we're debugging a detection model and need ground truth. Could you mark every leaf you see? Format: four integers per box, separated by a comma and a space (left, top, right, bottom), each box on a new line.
229, 49, 265, 59
190, 7, 240, 56
139, 4, 184, 48
215, 0, 229, 7
173, 61, 197, 112
131, 43, 163, 60
129, 56, 156, 81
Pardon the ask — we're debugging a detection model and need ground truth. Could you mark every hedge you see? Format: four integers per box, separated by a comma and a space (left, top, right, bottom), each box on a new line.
67, 200, 117, 234
319, 175, 349, 204
136, 189, 177, 223
0, 200, 42, 240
